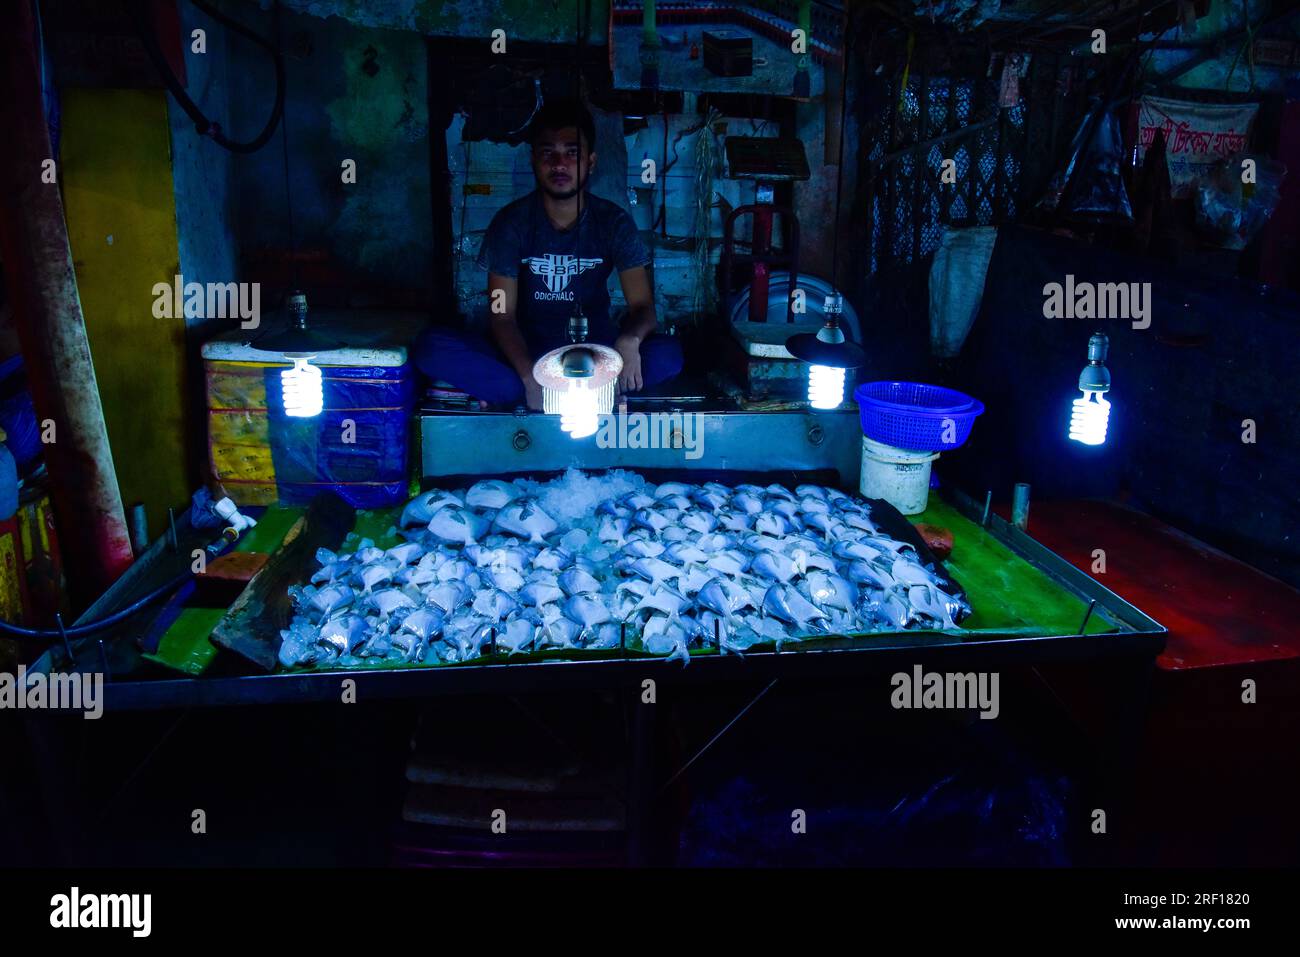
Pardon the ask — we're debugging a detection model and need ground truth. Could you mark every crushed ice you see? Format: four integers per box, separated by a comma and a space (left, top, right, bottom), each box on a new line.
278, 468, 970, 670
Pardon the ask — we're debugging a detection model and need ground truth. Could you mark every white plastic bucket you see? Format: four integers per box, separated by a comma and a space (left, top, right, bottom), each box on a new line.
859, 436, 939, 515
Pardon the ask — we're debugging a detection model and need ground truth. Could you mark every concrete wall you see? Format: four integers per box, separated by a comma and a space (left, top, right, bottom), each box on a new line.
169, 1, 241, 483
224, 5, 433, 307
273, 0, 609, 45
198, 2, 849, 322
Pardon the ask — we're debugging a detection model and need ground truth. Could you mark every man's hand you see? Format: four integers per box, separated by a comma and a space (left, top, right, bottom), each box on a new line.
523, 374, 545, 411
615, 334, 644, 393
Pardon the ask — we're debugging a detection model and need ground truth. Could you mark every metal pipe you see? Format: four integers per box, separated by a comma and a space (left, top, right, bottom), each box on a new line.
1079, 598, 1098, 635
1012, 483, 1031, 531
0, 0, 134, 602
128, 504, 149, 557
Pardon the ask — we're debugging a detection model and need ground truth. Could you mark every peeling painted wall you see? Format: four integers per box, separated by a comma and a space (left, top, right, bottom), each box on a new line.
226, 6, 433, 305
170, 2, 240, 310
169, 0, 241, 483
269, 0, 609, 45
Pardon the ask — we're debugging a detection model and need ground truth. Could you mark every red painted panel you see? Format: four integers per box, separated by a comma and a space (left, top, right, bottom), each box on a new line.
999, 499, 1300, 670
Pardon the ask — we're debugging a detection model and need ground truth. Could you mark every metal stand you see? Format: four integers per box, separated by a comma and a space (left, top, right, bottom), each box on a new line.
720, 136, 811, 326
625, 679, 657, 866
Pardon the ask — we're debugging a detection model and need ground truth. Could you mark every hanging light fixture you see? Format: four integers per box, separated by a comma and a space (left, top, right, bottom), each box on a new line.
782, 8, 864, 412
247, 24, 333, 419
255, 291, 338, 418
785, 292, 864, 409
528, 108, 619, 442
1069, 332, 1111, 446
532, 304, 622, 440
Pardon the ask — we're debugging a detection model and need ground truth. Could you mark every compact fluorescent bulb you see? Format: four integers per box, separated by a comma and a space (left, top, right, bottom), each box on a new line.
1069, 390, 1110, 445
1069, 332, 1111, 446
558, 379, 599, 439
282, 357, 323, 417
808, 364, 846, 409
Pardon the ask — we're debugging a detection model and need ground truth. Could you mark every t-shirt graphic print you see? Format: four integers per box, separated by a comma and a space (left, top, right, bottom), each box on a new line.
525, 254, 604, 300
477, 190, 651, 355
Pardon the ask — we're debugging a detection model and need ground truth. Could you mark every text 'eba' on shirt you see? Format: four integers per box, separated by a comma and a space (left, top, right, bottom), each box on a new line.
477, 190, 652, 355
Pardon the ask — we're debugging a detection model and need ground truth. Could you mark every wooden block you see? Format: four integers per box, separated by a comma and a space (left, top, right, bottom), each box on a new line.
205, 551, 270, 582
913, 523, 955, 560
192, 551, 270, 606
211, 493, 355, 671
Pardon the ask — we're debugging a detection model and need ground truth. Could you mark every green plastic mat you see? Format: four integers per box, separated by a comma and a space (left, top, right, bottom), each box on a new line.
911, 499, 1112, 637
236, 506, 303, 554
145, 505, 411, 675
144, 607, 228, 676
143, 505, 306, 675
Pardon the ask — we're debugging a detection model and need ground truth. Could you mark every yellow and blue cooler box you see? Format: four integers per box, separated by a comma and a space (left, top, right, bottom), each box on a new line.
202, 311, 425, 508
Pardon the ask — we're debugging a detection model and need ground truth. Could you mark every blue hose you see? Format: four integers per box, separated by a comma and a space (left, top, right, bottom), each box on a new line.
0, 571, 193, 641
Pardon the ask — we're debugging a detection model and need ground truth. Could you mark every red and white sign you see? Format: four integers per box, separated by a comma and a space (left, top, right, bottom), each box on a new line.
1137, 96, 1258, 196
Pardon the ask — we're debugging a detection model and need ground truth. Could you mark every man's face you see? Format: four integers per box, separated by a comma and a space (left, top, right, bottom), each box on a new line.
531, 126, 595, 200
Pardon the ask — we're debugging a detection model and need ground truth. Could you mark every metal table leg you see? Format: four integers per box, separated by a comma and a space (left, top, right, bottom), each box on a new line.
626, 679, 658, 867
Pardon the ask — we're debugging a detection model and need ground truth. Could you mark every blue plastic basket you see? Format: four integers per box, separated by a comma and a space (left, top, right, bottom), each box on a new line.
854, 381, 984, 452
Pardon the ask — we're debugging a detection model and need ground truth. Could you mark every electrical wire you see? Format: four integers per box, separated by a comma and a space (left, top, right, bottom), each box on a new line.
576, 0, 585, 300
829, 4, 857, 297
272, 0, 299, 290
650, 112, 717, 233
0, 571, 193, 641
121, 0, 285, 154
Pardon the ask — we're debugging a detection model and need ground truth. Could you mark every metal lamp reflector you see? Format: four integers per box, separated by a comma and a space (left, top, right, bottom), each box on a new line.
254, 291, 340, 419
532, 342, 622, 440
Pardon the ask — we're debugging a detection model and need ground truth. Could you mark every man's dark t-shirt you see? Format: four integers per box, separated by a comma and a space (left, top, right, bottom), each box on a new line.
477, 190, 651, 356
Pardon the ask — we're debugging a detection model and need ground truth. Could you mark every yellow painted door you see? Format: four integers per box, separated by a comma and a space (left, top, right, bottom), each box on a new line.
60, 88, 193, 537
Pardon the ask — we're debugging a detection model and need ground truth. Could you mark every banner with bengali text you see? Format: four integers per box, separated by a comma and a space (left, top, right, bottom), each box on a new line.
1137, 96, 1258, 197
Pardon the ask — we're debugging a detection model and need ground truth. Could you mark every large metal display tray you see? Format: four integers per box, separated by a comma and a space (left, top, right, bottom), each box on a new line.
20, 410, 1164, 712
25, 496, 1164, 712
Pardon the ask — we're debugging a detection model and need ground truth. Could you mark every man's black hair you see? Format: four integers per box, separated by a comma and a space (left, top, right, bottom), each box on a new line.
527, 98, 597, 153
